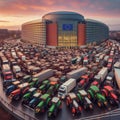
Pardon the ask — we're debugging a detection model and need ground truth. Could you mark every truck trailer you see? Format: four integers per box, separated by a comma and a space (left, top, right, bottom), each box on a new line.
114, 68, 120, 89
67, 67, 87, 80
33, 69, 54, 83
58, 78, 76, 99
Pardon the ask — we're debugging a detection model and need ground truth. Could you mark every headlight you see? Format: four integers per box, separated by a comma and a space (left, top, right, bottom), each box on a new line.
35, 108, 40, 113
104, 101, 107, 106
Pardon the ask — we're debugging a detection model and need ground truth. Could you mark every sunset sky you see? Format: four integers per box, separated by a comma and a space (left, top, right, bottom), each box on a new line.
0, 0, 120, 30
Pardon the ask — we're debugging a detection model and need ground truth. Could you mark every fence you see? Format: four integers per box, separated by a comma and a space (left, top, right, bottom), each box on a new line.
76, 107, 120, 120
0, 96, 38, 120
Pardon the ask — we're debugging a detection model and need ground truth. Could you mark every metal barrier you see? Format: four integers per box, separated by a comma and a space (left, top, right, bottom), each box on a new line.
0, 96, 38, 120
76, 107, 120, 120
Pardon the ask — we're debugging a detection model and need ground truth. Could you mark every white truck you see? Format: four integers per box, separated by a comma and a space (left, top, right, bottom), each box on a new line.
11, 52, 17, 59
114, 68, 120, 89
33, 69, 54, 82
94, 67, 108, 82
13, 65, 22, 78
17, 52, 26, 61
2, 64, 10, 72
58, 78, 76, 99
13, 65, 21, 73
104, 55, 109, 62
67, 67, 87, 80
114, 62, 120, 69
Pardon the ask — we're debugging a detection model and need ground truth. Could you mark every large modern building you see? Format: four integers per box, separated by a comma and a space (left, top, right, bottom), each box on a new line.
22, 11, 109, 47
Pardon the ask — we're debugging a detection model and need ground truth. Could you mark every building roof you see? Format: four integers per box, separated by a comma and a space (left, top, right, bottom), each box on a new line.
42, 11, 85, 22
86, 19, 108, 27
44, 11, 83, 15
22, 19, 43, 26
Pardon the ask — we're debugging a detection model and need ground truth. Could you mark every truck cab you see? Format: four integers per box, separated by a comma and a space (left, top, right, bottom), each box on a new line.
13, 65, 22, 78
58, 85, 67, 99
3, 71, 13, 80
2, 64, 13, 81
91, 75, 101, 86
105, 71, 114, 86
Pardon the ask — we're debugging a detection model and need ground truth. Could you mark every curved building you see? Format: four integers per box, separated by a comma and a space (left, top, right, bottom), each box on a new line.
22, 11, 109, 47
86, 19, 109, 44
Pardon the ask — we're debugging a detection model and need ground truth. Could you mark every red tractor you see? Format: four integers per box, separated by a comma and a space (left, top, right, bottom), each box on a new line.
101, 85, 119, 105
78, 75, 89, 88
78, 72, 94, 88
66, 93, 82, 116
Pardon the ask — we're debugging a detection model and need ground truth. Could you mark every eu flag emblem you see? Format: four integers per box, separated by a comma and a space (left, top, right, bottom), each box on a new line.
62, 24, 73, 31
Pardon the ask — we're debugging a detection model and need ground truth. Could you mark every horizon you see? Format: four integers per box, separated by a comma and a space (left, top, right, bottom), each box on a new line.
0, 0, 120, 30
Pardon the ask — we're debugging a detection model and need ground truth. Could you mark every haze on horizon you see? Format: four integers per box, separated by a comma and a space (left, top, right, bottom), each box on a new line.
0, 0, 120, 31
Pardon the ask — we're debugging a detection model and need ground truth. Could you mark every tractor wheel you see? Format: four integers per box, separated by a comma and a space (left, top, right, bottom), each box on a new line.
32, 104, 36, 109
84, 105, 87, 110
97, 101, 102, 108
88, 93, 91, 100
66, 99, 69, 106
54, 110, 57, 117
89, 104, 93, 110
109, 99, 114, 105
72, 107, 76, 116
116, 100, 119, 106
21, 100, 25, 105
59, 103, 62, 110
15, 95, 20, 101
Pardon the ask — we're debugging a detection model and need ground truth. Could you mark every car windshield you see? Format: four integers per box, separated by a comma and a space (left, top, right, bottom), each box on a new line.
59, 89, 65, 93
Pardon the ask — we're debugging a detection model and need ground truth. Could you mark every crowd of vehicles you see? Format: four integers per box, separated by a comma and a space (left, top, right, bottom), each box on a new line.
0, 39, 120, 119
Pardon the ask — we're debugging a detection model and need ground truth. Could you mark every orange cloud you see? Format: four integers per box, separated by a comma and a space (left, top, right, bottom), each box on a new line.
0, 0, 119, 30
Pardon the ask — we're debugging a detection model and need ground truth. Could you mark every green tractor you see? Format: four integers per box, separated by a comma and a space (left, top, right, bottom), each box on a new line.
76, 90, 93, 110
22, 87, 37, 105
88, 85, 107, 107
48, 97, 62, 118
23, 75, 32, 83
35, 93, 51, 114
31, 77, 39, 87
71, 58, 77, 64
37, 80, 50, 93
47, 84, 59, 96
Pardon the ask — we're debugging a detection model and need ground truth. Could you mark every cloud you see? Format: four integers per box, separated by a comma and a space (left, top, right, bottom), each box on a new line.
0, 20, 9, 22
109, 24, 120, 26
0, 0, 119, 17
0, 0, 119, 30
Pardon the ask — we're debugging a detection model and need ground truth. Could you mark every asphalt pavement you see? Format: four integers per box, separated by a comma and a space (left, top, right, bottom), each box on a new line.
0, 75, 120, 120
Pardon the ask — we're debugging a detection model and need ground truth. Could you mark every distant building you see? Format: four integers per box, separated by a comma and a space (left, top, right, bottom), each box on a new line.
109, 31, 120, 41
86, 19, 109, 44
22, 20, 46, 46
0, 29, 9, 39
22, 11, 109, 47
